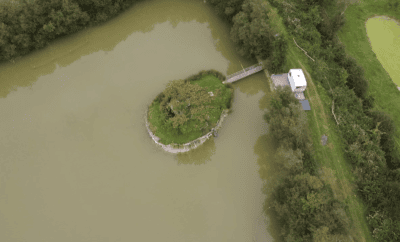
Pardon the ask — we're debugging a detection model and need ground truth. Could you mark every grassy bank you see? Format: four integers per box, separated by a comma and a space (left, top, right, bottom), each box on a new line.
148, 74, 232, 145
258, 1, 373, 241
263, 34, 373, 241
336, 0, 400, 153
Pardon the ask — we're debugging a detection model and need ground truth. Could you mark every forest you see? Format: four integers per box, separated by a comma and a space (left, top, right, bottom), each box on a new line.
1, 0, 400, 241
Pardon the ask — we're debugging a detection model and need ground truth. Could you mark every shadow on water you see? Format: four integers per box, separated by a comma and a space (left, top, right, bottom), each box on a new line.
258, 94, 272, 111
174, 137, 216, 165
230, 72, 266, 95
230, 72, 274, 111
253, 132, 286, 242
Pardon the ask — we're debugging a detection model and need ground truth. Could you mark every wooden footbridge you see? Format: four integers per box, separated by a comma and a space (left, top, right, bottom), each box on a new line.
222, 62, 264, 84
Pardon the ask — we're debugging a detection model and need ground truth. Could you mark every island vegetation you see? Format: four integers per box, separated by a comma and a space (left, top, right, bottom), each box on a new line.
147, 70, 233, 145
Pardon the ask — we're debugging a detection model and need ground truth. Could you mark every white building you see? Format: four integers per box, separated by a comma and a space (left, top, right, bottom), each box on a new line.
288, 69, 307, 92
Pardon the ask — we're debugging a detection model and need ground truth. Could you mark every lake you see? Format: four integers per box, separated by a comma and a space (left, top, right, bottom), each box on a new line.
0, 0, 281, 241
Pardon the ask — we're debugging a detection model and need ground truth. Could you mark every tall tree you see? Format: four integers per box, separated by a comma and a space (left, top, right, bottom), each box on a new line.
230, 0, 275, 59
158, 79, 224, 135
208, 0, 245, 23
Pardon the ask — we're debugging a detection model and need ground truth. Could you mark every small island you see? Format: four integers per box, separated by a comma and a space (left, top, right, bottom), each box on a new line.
145, 70, 233, 153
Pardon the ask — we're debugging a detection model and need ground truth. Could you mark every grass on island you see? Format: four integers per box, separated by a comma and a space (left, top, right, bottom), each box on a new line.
148, 74, 232, 145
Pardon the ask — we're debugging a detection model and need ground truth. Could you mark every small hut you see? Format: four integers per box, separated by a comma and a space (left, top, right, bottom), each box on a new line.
288, 69, 307, 92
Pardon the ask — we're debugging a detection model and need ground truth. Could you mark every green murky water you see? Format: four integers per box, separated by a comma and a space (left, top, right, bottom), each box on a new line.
0, 0, 280, 241
366, 15, 400, 87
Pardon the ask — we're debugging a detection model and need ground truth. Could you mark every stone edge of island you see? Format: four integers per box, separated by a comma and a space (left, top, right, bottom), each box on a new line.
145, 109, 229, 154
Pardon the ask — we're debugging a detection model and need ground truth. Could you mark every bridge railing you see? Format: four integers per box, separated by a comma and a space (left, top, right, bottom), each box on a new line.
223, 65, 264, 84
226, 62, 264, 80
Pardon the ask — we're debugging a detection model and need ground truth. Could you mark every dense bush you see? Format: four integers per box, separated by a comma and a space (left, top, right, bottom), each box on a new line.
340, 56, 369, 99
230, 0, 275, 59
264, 86, 348, 240
388, 0, 400, 12
273, 172, 350, 240
225, 0, 288, 69
184, 69, 226, 83
366, 109, 400, 170
362, 94, 375, 111
316, 0, 347, 41
266, 33, 288, 73
208, 0, 245, 24
264, 86, 311, 152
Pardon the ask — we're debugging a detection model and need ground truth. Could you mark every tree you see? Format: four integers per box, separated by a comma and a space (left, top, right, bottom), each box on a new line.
274, 144, 304, 174
329, 86, 370, 133
388, 0, 400, 12
344, 122, 386, 169
362, 94, 375, 111
272, 172, 349, 240
267, 33, 288, 73
316, 0, 347, 41
208, 0, 245, 23
366, 110, 400, 169
265, 85, 312, 151
340, 56, 369, 99
230, 0, 275, 59
158, 79, 221, 135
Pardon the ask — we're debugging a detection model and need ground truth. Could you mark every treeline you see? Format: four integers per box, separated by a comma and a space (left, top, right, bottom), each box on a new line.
209, 0, 288, 73
264, 85, 351, 241
0, 0, 139, 62
267, 0, 400, 240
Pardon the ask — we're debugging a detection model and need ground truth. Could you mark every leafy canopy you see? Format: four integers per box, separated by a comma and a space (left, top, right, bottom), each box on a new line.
158, 78, 227, 135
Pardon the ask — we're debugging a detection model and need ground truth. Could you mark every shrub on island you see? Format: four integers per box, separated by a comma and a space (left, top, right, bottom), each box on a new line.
147, 70, 233, 145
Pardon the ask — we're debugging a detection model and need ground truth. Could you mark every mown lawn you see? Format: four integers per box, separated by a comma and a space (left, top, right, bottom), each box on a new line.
147, 74, 232, 145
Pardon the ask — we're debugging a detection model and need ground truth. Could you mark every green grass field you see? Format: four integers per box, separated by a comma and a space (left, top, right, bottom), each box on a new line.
147, 74, 232, 145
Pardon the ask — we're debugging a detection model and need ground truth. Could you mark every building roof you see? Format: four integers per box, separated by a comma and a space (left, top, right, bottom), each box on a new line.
299, 100, 311, 110
289, 69, 307, 87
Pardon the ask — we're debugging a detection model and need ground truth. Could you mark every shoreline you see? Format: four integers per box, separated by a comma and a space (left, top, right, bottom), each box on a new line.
145, 109, 229, 154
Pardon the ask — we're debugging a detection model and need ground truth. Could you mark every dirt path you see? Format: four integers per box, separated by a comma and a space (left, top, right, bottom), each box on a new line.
298, 60, 365, 242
